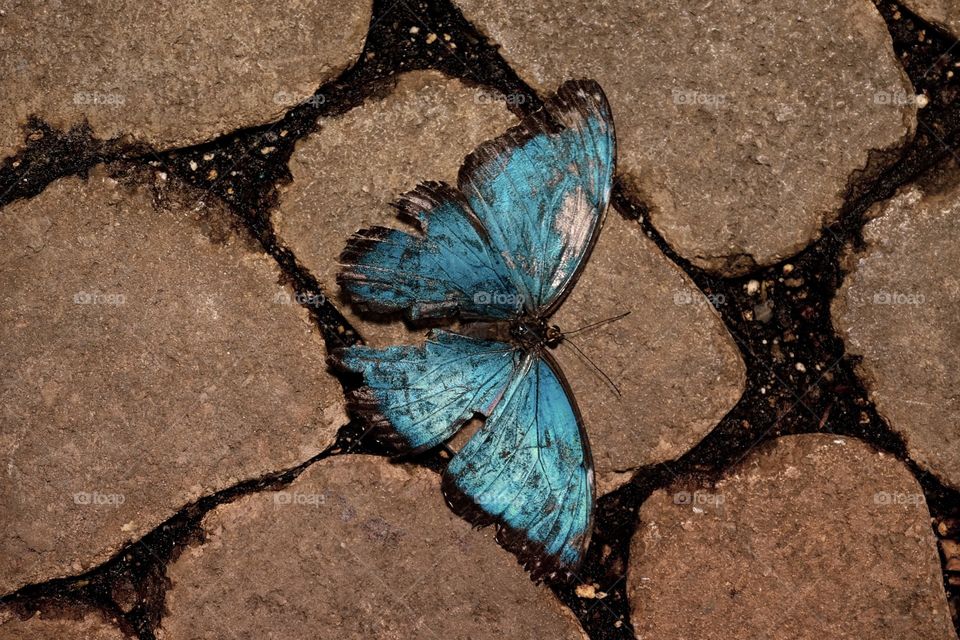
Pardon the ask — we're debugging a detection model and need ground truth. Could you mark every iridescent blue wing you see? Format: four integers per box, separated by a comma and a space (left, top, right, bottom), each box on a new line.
331, 330, 523, 452
338, 182, 523, 321
442, 351, 594, 580
458, 80, 615, 314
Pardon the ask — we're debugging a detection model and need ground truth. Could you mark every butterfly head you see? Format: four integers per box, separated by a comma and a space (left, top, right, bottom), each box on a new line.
510, 317, 563, 351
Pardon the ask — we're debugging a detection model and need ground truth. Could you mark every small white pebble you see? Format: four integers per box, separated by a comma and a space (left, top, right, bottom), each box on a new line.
782, 263, 794, 274
916, 94, 930, 108
261, 146, 276, 155
426, 32, 438, 44
188, 160, 198, 171
409, 26, 419, 34
575, 584, 597, 599
795, 362, 807, 372
746, 280, 760, 295
202, 153, 214, 161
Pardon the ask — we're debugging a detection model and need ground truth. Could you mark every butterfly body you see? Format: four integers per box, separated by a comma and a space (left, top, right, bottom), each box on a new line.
332, 80, 615, 581
510, 317, 564, 350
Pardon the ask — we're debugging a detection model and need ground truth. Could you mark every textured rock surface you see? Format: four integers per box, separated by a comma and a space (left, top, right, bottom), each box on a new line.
901, 0, 960, 38
0, 169, 345, 594
159, 456, 586, 640
275, 71, 519, 347
629, 435, 956, 640
0, 612, 125, 640
457, 0, 917, 274
833, 180, 960, 489
0, 0, 372, 158
276, 71, 745, 489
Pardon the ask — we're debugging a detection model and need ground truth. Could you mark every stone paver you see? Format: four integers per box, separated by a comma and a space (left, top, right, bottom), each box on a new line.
832, 180, 960, 490
276, 71, 745, 490
159, 456, 586, 640
629, 435, 956, 640
900, 0, 960, 39
0, 169, 345, 594
0, 611, 125, 640
0, 0, 372, 158
457, 0, 917, 274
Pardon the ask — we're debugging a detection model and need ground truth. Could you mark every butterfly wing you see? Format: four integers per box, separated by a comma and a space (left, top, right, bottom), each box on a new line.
331, 330, 523, 452
458, 79, 616, 314
338, 182, 524, 321
442, 350, 594, 580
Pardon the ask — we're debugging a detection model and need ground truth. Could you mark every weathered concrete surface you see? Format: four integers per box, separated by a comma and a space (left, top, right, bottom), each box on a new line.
457, 0, 917, 274
0, 0, 372, 158
0, 611, 125, 640
833, 179, 960, 490
159, 456, 587, 640
0, 169, 346, 594
629, 435, 956, 640
276, 71, 745, 490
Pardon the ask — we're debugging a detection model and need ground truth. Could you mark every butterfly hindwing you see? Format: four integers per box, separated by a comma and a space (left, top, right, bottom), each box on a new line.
332, 330, 522, 452
458, 80, 615, 314
442, 351, 594, 580
338, 181, 523, 321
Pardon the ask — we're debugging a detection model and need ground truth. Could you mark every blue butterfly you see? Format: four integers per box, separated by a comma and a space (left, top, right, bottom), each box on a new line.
331, 80, 615, 580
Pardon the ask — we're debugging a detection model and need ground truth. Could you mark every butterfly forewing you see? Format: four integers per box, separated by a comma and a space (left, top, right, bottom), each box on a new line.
457, 80, 615, 315
338, 181, 524, 321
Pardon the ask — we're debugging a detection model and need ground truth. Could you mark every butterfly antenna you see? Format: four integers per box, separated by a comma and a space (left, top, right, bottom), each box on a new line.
560, 337, 623, 398
562, 311, 631, 338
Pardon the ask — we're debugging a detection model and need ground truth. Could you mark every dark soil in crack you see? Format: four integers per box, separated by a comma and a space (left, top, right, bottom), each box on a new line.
1, 0, 958, 639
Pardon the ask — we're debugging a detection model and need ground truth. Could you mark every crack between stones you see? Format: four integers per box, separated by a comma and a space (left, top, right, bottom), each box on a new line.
0, 432, 352, 638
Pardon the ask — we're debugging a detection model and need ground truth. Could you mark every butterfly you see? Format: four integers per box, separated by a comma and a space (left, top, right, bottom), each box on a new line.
331, 79, 615, 581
